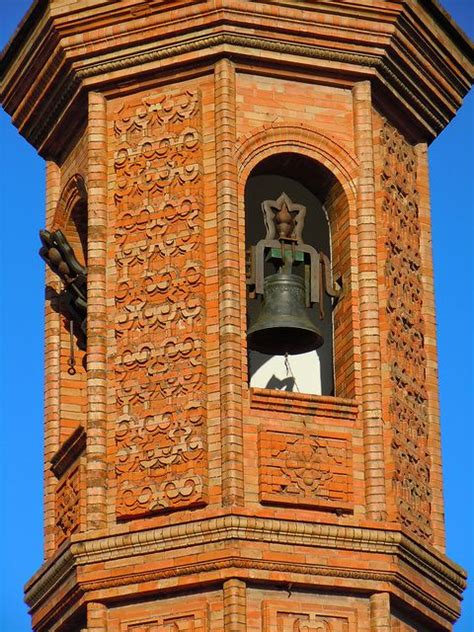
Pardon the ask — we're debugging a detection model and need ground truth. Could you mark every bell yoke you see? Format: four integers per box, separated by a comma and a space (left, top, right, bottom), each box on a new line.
246, 192, 341, 355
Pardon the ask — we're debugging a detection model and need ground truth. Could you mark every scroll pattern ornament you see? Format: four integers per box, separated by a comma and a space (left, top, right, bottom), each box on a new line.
259, 429, 352, 511
276, 614, 346, 632
263, 602, 354, 632
380, 120, 432, 541
55, 467, 80, 545
112, 90, 207, 518
127, 612, 204, 631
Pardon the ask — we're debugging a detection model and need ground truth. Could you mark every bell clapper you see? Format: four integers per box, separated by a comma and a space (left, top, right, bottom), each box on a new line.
284, 352, 300, 394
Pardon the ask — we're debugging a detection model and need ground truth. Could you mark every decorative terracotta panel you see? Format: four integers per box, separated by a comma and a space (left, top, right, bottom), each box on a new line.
263, 601, 357, 632
380, 120, 432, 542
111, 89, 207, 519
259, 428, 352, 511
55, 465, 80, 545
124, 609, 207, 632
51, 426, 86, 547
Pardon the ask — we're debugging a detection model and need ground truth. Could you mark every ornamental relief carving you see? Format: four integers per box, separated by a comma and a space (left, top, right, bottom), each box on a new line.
275, 614, 347, 632
114, 262, 204, 337
380, 120, 432, 541
126, 611, 205, 631
263, 602, 355, 632
55, 466, 80, 545
259, 429, 352, 511
115, 403, 205, 472
111, 89, 207, 518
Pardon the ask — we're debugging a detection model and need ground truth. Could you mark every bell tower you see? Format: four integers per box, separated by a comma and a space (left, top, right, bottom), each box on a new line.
1, 1, 472, 630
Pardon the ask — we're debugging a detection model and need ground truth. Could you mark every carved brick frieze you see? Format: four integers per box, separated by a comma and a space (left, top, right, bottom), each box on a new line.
55, 466, 81, 546
120, 605, 208, 632
263, 601, 357, 632
380, 120, 432, 542
111, 89, 207, 519
125, 611, 207, 631
259, 428, 352, 511
51, 427, 86, 547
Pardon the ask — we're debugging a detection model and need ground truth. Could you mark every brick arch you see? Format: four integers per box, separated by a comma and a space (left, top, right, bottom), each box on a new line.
235, 123, 358, 205
236, 124, 359, 400
52, 174, 87, 230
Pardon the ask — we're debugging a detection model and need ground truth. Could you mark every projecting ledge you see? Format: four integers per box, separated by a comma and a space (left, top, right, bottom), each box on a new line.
250, 388, 358, 421
24, 514, 465, 629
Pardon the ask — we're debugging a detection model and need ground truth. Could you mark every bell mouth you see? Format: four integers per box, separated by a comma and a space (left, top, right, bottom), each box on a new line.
248, 326, 323, 355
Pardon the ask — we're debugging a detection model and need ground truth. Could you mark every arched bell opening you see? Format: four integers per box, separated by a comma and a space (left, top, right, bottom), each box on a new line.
245, 152, 343, 396
40, 174, 88, 382
64, 198, 88, 269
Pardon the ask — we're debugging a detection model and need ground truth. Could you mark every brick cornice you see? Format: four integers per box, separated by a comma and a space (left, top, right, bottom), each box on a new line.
1, 1, 472, 155
25, 515, 466, 622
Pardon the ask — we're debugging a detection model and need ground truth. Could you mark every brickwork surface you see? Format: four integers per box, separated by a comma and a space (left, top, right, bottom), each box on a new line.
1, 1, 472, 631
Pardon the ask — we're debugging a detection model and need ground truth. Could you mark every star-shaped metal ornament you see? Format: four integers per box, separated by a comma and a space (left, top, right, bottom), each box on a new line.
261, 192, 307, 244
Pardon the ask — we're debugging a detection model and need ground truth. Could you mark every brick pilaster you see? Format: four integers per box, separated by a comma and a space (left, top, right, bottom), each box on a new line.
215, 59, 244, 506
416, 142, 446, 551
86, 91, 108, 530
223, 579, 247, 631
44, 159, 62, 557
352, 81, 387, 519
370, 592, 391, 631
87, 602, 107, 632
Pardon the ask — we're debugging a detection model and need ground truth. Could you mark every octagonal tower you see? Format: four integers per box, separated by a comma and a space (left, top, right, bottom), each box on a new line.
1, 1, 472, 630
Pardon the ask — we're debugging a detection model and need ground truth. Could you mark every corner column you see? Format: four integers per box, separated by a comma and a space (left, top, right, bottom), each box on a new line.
370, 593, 391, 631
223, 579, 247, 631
416, 142, 445, 550
44, 160, 62, 557
86, 91, 108, 530
352, 81, 387, 519
87, 602, 107, 632
215, 59, 244, 506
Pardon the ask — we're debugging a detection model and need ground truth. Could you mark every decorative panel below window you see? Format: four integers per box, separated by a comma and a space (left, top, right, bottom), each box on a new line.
259, 428, 352, 512
263, 601, 357, 632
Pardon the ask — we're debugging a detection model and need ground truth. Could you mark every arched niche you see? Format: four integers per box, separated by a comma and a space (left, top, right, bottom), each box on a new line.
238, 142, 357, 400
49, 173, 88, 366
53, 174, 88, 267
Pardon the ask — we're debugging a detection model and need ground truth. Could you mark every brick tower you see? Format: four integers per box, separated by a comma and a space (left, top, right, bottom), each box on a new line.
1, 1, 472, 630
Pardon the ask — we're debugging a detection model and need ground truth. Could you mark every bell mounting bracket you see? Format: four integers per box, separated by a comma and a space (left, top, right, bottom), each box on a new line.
246, 193, 341, 311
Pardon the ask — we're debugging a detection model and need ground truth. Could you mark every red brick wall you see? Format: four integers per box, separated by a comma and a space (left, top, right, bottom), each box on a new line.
43, 130, 90, 554
36, 50, 454, 632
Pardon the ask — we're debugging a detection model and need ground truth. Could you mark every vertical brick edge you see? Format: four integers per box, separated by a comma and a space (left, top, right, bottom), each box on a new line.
223, 578, 247, 631
352, 81, 387, 520
215, 59, 245, 506
416, 143, 446, 551
87, 601, 107, 631
86, 91, 108, 530
44, 160, 62, 558
370, 592, 391, 631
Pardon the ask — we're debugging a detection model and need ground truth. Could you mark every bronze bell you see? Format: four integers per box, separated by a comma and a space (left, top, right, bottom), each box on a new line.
247, 273, 323, 355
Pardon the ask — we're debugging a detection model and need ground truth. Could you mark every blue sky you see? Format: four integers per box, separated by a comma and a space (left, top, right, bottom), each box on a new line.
0, 1, 472, 631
